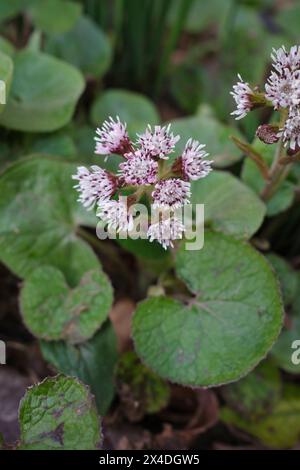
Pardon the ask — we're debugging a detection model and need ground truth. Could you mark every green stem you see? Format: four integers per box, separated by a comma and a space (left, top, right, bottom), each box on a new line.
260, 139, 288, 201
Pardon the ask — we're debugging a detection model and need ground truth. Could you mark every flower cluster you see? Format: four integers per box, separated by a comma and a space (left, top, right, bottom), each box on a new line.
231, 45, 300, 152
73, 117, 212, 249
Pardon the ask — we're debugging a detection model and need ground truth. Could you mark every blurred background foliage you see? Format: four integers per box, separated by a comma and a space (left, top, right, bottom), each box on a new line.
1, 0, 300, 450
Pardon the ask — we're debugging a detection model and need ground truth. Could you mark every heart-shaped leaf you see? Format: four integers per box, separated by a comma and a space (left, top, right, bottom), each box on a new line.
91, 89, 160, 138
133, 232, 283, 387
192, 170, 266, 239
0, 50, 84, 132
19, 375, 102, 450
40, 321, 118, 415
46, 16, 112, 78
20, 266, 112, 344
0, 156, 100, 286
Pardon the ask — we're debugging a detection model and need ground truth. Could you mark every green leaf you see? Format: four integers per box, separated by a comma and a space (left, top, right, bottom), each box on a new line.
192, 170, 266, 239
0, 156, 100, 286
20, 265, 112, 343
267, 253, 298, 306
0, 0, 27, 21
46, 16, 112, 78
0, 37, 15, 58
116, 351, 170, 421
19, 375, 102, 450
169, 106, 244, 168
41, 321, 118, 415
133, 232, 283, 387
221, 384, 300, 449
168, 0, 228, 34
276, 5, 300, 40
170, 63, 203, 114
0, 50, 84, 132
241, 139, 295, 216
222, 360, 281, 421
0, 51, 13, 114
30, 133, 77, 159
91, 89, 160, 139
30, 0, 82, 34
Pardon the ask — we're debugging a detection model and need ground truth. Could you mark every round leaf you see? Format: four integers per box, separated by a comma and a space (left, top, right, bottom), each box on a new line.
46, 16, 112, 78
20, 266, 113, 344
192, 171, 266, 239
0, 156, 100, 286
91, 89, 159, 138
0, 50, 84, 132
133, 232, 283, 387
30, 0, 82, 34
19, 375, 102, 450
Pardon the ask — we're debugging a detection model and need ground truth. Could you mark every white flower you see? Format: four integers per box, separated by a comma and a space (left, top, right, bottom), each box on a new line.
72, 166, 116, 209
152, 178, 191, 209
271, 45, 300, 74
230, 74, 254, 120
181, 138, 212, 180
118, 149, 158, 186
280, 108, 300, 150
137, 124, 180, 159
95, 116, 131, 155
147, 216, 185, 250
265, 68, 300, 109
97, 198, 134, 232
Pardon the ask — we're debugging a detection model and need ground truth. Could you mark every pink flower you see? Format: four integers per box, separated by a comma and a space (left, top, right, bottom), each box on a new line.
265, 68, 300, 110
72, 166, 116, 209
119, 149, 158, 186
147, 216, 185, 250
280, 108, 300, 150
137, 124, 180, 159
230, 74, 255, 120
95, 116, 131, 155
97, 198, 134, 232
152, 178, 191, 209
181, 138, 212, 181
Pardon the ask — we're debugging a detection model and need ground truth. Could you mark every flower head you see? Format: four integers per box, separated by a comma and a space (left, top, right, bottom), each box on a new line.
95, 116, 131, 155
230, 74, 255, 120
152, 178, 191, 209
97, 198, 134, 233
265, 68, 300, 109
271, 45, 300, 74
137, 124, 180, 159
256, 124, 280, 144
280, 108, 300, 150
119, 149, 158, 186
72, 165, 116, 209
180, 138, 212, 180
147, 216, 185, 250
